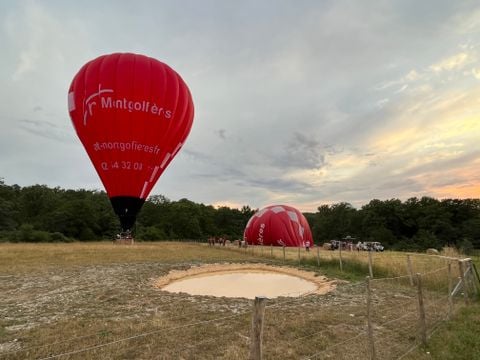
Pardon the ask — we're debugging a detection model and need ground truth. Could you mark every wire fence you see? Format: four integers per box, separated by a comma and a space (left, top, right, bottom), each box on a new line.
0, 245, 478, 360
225, 244, 478, 359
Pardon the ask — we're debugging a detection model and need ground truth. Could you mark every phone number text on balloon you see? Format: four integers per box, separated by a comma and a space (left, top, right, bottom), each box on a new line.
101, 161, 143, 171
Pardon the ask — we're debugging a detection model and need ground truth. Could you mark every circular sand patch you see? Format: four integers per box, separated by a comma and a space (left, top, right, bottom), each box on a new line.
155, 263, 335, 299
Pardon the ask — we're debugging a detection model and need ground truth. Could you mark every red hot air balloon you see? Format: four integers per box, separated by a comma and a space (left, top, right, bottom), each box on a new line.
68, 53, 194, 231
243, 205, 313, 247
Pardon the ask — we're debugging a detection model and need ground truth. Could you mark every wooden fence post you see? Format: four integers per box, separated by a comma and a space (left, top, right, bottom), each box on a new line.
448, 262, 453, 319
467, 259, 478, 297
458, 260, 468, 305
283, 246, 286, 262
366, 276, 376, 360
472, 262, 480, 285
416, 273, 427, 347
339, 243, 343, 272
270, 244, 273, 258
316, 246, 320, 267
250, 296, 267, 360
368, 251, 374, 278
407, 255, 414, 286
298, 246, 301, 263
472, 261, 480, 300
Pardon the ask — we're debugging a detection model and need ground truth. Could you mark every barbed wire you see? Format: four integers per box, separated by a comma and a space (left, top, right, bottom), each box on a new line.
36, 311, 251, 360
333, 280, 367, 291
301, 330, 367, 359
171, 337, 219, 357
421, 265, 449, 276
264, 284, 366, 311
0, 330, 110, 355
287, 327, 332, 345
288, 321, 365, 346
375, 336, 416, 360
370, 273, 413, 282
172, 318, 241, 354
2, 306, 246, 356
373, 297, 417, 318
377, 309, 418, 328
396, 341, 420, 360
373, 322, 418, 345
424, 296, 444, 323
1, 305, 248, 357
427, 317, 448, 339
405, 252, 467, 261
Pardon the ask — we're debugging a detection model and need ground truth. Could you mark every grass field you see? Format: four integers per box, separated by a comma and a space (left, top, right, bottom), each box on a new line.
0, 242, 478, 359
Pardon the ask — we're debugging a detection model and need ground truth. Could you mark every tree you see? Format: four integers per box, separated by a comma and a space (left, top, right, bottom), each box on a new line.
312, 203, 357, 243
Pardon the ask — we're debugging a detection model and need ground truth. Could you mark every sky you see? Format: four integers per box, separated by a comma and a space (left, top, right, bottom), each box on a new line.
1, 0, 480, 212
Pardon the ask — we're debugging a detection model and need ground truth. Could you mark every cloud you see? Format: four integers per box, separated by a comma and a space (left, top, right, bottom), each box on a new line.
429, 52, 470, 73
3, 1, 92, 87
9, 3, 63, 80
275, 132, 327, 170
472, 68, 480, 79
453, 7, 480, 34
375, 69, 420, 91
405, 70, 420, 82
18, 119, 73, 143
395, 84, 409, 93
215, 129, 226, 140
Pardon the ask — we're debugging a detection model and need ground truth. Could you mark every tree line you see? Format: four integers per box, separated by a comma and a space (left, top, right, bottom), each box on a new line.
0, 180, 255, 243
0, 180, 479, 251
306, 198, 480, 252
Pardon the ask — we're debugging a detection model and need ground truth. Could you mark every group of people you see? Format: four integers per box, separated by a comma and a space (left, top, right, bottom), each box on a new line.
208, 236, 227, 246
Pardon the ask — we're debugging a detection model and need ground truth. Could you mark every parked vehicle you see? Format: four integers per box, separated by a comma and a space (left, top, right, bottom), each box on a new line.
326, 239, 384, 251
355, 241, 385, 252
371, 242, 384, 252
329, 240, 340, 250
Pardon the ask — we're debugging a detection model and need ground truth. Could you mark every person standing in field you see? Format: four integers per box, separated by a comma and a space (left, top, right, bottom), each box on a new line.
305, 240, 310, 252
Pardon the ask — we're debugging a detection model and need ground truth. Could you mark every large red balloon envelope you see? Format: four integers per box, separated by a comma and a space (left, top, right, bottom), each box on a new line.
68, 53, 194, 231
244, 205, 313, 247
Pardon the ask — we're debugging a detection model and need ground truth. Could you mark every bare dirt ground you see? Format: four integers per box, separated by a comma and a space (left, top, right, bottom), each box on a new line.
0, 262, 421, 359
0, 262, 338, 355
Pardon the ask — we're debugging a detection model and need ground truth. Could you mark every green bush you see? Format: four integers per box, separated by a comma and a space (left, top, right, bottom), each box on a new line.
459, 238, 474, 255
14, 224, 52, 242
78, 228, 96, 241
137, 226, 166, 241
50, 232, 74, 242
0, 228, 73, 243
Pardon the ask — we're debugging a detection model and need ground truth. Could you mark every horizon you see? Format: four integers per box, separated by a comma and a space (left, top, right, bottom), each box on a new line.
2, 178, 478, 213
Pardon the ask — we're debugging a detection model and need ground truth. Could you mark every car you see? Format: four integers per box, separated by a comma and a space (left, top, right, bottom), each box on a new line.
371, 242, 384, 252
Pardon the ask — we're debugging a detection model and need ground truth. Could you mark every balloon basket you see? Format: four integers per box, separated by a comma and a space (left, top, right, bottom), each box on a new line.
114, 232, 135, 245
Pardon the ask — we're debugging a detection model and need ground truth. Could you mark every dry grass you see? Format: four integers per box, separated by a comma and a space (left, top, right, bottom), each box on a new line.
0, 242, 472, 359
0, 242, 260, 274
